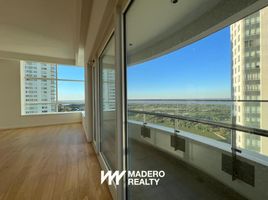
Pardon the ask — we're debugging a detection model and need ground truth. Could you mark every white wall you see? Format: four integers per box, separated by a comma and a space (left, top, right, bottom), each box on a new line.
0, 58, 81, 130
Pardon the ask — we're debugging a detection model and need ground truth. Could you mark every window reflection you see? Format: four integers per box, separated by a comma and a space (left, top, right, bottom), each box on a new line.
100, 35, 116, 170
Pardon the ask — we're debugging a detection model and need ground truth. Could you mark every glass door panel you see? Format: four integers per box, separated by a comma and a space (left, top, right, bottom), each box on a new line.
99, 35, 116, 170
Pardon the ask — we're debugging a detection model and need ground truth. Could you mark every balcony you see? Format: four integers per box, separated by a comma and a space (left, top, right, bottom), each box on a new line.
127, 108, 268, 200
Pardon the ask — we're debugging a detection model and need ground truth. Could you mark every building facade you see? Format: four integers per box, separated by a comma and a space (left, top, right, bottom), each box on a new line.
231, 7, 268, 154
21, 61, 57, 114
102, 68, 116, 111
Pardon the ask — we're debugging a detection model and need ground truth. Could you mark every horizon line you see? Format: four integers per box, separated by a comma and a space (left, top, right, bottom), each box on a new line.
128, 98, 232, 101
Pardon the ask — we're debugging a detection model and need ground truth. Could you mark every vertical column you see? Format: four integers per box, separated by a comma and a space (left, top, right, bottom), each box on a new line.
115, 3, 127, 200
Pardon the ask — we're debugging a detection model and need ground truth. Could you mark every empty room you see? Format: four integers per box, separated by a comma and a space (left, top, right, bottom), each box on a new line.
0, 0, 268, 200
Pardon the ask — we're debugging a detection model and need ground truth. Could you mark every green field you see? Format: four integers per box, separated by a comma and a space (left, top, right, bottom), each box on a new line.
128, 103, 232, 143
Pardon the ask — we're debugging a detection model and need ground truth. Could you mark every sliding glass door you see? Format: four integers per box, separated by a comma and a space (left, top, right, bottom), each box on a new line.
99, 34, 116, 170
124, 1, 268, 200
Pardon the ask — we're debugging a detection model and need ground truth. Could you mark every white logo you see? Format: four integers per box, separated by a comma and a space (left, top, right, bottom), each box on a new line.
101, 170, 165, 186
101, 170, 126, 185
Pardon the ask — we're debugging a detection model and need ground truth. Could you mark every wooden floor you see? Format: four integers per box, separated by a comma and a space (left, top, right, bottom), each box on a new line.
0, 124, 112, 200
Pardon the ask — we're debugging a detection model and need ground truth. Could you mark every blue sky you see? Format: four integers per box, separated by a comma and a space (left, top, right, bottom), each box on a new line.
57, 65, 85, 101
127, 27, 232, 99
56, 27, 231, 101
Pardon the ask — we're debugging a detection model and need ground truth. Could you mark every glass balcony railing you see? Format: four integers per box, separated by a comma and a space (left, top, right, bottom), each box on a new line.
127, 100, 268, 200
125, 1, 268, 199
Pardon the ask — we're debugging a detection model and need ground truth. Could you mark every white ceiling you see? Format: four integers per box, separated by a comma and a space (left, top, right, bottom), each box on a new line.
0, 0, 81, 64
84, 0, 110, 64
126, 0, 220, 53
125, 0, 268, 66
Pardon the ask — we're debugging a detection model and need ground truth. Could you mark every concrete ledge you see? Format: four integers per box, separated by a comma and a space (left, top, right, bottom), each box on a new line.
128, 120, 268, 200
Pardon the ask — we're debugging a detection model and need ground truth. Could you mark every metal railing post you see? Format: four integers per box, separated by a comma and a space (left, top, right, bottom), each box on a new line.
143, 104, 146, 124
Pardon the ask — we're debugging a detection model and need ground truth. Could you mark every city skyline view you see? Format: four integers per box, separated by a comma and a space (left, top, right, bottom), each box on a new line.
125, 2, 268, 199
127, 7, 268, 157
22, 62, 85, 114
2, 1, 268, 200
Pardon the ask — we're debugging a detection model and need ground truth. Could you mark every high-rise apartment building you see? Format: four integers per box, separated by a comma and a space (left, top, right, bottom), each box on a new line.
231, 7, 268, 154
102, 68, 116, 111
21, 61, 57, 114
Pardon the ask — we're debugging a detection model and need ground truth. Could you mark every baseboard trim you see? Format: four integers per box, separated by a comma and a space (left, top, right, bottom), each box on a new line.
0, 121, 82, 131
